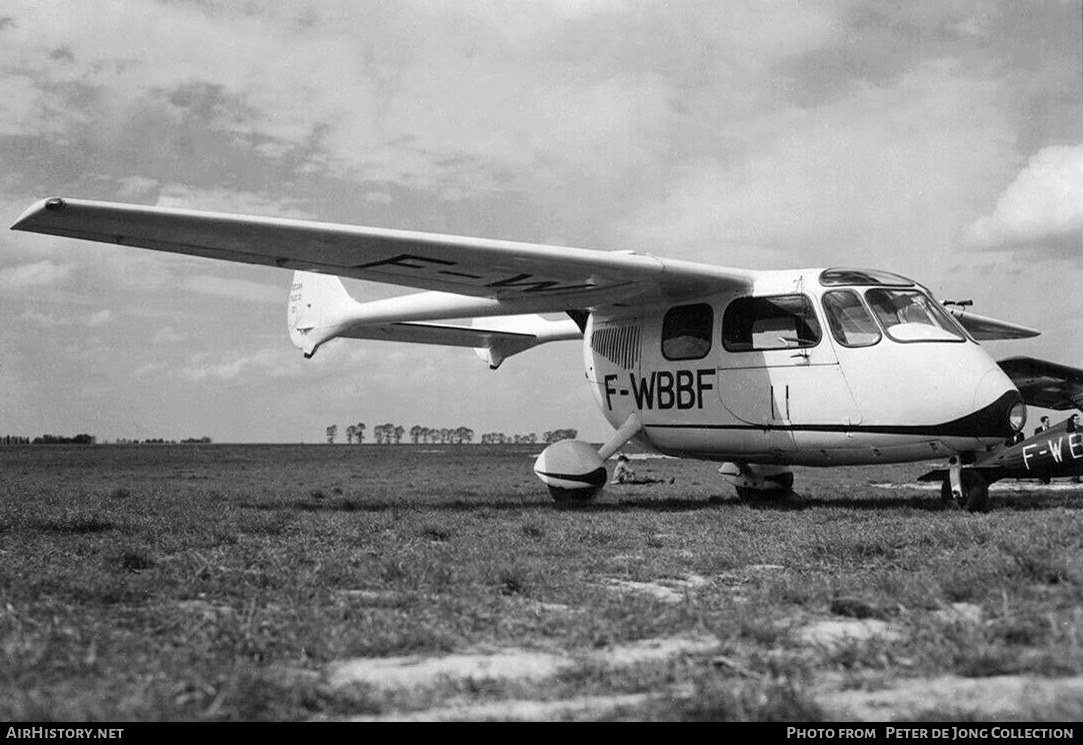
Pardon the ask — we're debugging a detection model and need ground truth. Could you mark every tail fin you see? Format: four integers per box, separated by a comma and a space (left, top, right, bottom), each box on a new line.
287, 271, 360, 358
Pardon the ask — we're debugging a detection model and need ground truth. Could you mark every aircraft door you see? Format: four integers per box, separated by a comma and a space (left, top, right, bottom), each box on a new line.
716, 293, 861, 431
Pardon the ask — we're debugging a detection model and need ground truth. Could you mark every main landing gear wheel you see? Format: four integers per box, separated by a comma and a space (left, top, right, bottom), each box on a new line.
941, 470, 989, 513
735, 472, 795, 502
533, 440, 609, 505
547, 485, 601, 504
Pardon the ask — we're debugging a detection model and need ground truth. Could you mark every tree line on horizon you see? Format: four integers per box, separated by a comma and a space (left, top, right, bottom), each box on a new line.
0, 435, 214, 446
324, 423, 577, 445
0, 434, 96, 445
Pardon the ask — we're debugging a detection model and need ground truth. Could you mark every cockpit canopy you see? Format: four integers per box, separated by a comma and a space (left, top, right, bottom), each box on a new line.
818, 268, 966, 344
819, 268, 915, 287
650, 267, 971, 365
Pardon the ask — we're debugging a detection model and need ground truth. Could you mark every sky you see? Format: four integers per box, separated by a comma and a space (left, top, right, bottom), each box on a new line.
1, 0, 1081, 444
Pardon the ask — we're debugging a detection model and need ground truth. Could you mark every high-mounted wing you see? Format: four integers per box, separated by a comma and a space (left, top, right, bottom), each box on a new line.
11, 197, 754, 310
998, 356, 1083, 411
946, 307, 1040, 340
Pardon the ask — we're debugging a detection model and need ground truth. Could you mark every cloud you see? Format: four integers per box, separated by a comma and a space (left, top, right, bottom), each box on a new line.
156, 185, 314, 219
0, 1, 841, 204
613, 61, 1018, 272
133, 361, 167, 379
116, 176, 159, 199
152, 326, 185, 345
181, 276, 283, 305
0, 260, 73, 289
961, 144, 1083, 259
19, 309, 68, 328
180, 347, 297, 382
19, 308, 113, 327
86, 309, 114, 326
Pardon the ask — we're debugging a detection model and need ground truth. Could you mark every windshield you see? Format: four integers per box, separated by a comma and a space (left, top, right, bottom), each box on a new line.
864, 289, 964, 343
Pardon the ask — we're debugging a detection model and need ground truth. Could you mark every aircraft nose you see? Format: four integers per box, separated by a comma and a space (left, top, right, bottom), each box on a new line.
973, 367, 1024, 438
973, 367, 1017, 410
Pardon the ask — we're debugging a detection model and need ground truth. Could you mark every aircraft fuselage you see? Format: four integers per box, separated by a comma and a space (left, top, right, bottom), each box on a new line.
584, 267, 1022, 466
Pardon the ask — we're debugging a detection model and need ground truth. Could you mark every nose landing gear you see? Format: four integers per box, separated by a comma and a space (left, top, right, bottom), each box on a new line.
942, 457, 989, 512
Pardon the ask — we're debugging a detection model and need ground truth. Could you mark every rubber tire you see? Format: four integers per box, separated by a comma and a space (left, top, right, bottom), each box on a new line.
940, 478, 955, 506
548, 485, 600, 504
941, 471, 988, 512
735, 473, 794, 502
961, 470, 989, 513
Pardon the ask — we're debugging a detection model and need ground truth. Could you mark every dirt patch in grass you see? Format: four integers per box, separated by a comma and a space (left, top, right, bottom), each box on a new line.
932, 602, 984, 625
796, 619, 905, 648
326, 634, 720, 692
599, 574, 711, 603
323, 634, 721, 720
334, 589, 414, 605
817, 674, 1083, 721
601, 635, 719, 666
346, 693, 657, 721
329, 649, 569, 689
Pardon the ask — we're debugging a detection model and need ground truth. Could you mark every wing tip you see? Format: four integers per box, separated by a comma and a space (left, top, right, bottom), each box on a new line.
10, 197, 64, 231
1004, 323, 1042, 339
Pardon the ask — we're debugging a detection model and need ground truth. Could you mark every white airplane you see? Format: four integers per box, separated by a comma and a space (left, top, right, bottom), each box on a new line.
12, 197, 1075, 511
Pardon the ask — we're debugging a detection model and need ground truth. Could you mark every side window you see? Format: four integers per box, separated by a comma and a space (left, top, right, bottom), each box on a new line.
822, 290, 881, 347
722, 295, 822, 352
662, 303, 713, 360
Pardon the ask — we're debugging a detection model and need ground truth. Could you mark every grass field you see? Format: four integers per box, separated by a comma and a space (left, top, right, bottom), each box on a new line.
1, 444, 1081, 721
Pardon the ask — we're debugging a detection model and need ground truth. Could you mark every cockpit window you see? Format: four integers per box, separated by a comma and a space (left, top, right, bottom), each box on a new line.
722, 295, 822, 352
820, 268, 915, 287
662, 303, 713, 360
822, 290, 881, 347
864, 289, 965, 343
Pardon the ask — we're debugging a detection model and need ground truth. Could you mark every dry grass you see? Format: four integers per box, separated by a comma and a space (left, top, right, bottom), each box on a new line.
1, 444, 1081, 721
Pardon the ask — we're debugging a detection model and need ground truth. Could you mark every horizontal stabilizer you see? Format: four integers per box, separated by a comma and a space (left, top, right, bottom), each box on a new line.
947, 307, 1039, 340
340, 315, 580, 369
468, 314, 581, 369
